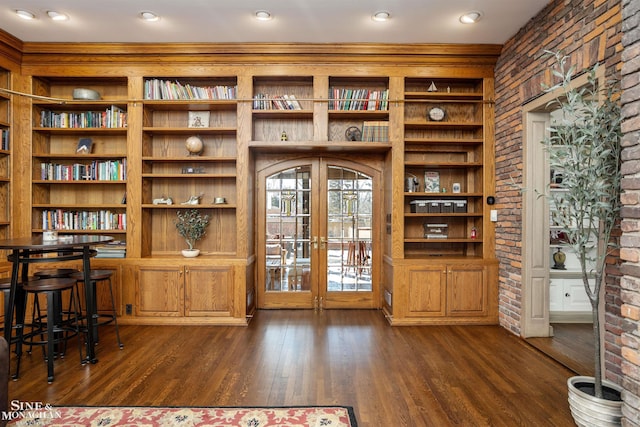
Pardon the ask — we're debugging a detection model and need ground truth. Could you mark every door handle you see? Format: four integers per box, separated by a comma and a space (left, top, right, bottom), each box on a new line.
320, 237, 327, 250
311, 236, 318, 249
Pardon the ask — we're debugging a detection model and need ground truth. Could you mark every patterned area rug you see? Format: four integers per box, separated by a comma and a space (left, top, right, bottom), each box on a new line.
7, 405, 357, 426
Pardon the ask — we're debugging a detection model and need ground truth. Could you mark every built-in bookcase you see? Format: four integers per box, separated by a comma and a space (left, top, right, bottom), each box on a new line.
251, 76, 314, 143
403, 78, 486, 259
30, 77, 129, 246
0, 68, 10, 258
141, 77, 238, 257
328, 77, 390, 143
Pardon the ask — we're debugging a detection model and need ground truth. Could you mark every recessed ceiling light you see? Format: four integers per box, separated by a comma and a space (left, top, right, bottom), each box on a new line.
15, 10, 35, 20
140, 11, 160, 22
255, 10, 272, 21
372, 11, 391, 22
459, 11, 483, 24
47, 11, 69, 21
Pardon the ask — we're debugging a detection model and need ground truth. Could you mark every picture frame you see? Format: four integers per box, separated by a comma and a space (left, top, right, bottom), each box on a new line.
424, 171, 440, 193
188, 111, 210, 128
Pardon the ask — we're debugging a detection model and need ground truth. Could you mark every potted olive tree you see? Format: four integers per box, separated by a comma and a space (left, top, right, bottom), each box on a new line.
175, 209, 210, 257
541, 51, 623, 426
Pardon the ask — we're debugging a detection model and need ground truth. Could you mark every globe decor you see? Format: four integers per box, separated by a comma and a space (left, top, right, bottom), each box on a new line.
185, 135, 204, 156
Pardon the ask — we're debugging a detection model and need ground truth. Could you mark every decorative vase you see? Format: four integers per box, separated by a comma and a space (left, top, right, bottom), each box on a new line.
552, 247, 566, 270
181, 249, 200, 258
567, 376, 623, 427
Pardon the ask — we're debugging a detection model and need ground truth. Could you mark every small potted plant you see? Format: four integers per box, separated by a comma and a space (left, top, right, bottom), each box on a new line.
175, 209, 210, 257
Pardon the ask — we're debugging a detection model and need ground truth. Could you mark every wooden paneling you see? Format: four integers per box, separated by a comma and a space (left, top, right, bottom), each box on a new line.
0, 41, 500, 325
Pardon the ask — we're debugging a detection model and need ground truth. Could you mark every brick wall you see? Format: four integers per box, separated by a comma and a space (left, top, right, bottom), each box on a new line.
620, 0, 640, 423
494, 0, 635, 419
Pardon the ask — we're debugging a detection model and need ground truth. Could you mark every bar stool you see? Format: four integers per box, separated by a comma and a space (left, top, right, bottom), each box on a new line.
0, 280, 15, 341
17, 277, 84, 383
71, 270, 123, 350
1, 277, 38, 344
34, 268, 79, 279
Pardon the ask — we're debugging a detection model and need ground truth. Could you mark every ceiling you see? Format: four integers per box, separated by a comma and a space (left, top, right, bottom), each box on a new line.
0, 0, 550, 45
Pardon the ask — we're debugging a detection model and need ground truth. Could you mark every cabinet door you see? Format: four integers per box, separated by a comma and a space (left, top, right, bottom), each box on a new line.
185, 266, 233, 317
136, 266, 184, 316
407, 265, 446, 317
447, 264, 486, 316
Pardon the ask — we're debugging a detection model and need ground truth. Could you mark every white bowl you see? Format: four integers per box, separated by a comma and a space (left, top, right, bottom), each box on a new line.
72, 88, 101, 100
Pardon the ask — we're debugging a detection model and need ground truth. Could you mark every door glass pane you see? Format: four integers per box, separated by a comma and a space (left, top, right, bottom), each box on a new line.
326, 166, 372, 291
265, 166, 311, 292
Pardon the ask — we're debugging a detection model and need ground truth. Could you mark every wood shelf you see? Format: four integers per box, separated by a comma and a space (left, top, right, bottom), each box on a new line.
33, 203, 126, 209
141, 173, 236, 179
142, 203, 236, 209
34, 153, 128, 159
33, 180, 126, 184
248, 140, 390, 152
143, 100, 237, 110
32, 127, 127, 134
141, 127, 236, 135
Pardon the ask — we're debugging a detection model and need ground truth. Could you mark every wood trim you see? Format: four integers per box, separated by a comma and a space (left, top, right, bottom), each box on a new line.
18, 43, 502, 70
0, 29, 22, 71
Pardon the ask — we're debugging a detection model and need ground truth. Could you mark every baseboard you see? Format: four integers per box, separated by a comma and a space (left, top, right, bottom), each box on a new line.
549, 311, 592, 323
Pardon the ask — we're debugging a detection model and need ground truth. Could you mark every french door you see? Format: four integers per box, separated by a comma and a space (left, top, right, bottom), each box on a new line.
257, 157, 380, 309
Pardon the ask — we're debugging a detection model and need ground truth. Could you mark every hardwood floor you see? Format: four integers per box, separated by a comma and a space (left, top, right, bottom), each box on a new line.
7, 310, 576, 426
526, 323, 595, 377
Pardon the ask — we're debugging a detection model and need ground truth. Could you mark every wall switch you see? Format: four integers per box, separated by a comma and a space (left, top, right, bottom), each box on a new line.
490, 209, 498, 222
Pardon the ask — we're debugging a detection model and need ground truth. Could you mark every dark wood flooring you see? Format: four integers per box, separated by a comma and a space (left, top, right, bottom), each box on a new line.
526, 323, 595, 377
8, 310, 577, 426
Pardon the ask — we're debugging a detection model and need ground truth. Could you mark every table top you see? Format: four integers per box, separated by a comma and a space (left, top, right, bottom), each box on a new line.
0, 235, 114, 250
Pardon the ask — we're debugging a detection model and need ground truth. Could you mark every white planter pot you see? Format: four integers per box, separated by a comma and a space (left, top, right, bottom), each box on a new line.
181, 249, 200, 258
567, 376, 623, 427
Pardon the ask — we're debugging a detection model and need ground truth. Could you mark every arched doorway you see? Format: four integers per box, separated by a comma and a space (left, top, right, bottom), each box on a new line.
256, 156, 382, 309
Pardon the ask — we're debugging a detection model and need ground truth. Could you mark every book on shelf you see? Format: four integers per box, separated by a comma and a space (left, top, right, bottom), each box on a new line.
40, 158, 127, 181
252, 94, 303, 110
42, 210, 126, 231
93, 240, 126, 258
144, 79, 237, 100
1, 129, 8, 150
39, 105, 127, 129
329, 88, 389, 111
76, 137, 93, 154
361, 121, 389, 142
424, 171, 440, 193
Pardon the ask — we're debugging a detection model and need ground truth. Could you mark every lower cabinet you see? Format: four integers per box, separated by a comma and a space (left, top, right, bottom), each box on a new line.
136, 264, 233, 318
407, 263, 486, 317
549, 277, 592, 323
389, 259, 498, 325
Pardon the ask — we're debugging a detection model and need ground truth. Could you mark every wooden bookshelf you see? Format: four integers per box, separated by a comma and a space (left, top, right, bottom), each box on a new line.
6, 43, 502, 326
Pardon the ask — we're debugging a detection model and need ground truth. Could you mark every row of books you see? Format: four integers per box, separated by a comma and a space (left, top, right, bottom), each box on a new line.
40, 106, 127, 129
144, 79, 237, 100
361, 121, 389, 142
329, 88, 389, 111
40, 159, 127, 181
253, 93, 303, 110
42, 209, 127, 232
93, 240, 126, 258
0, 129, 8, 150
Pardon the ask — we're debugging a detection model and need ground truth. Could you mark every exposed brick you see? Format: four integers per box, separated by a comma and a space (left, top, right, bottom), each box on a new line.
495, 0, 638, 423
622, 304, 640, 320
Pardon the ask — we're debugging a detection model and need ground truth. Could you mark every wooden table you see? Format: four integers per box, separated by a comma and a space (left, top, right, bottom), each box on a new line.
0, 235, 114, 367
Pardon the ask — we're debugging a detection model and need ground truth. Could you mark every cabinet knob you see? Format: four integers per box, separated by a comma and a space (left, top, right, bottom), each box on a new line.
565, 292, 570, 297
